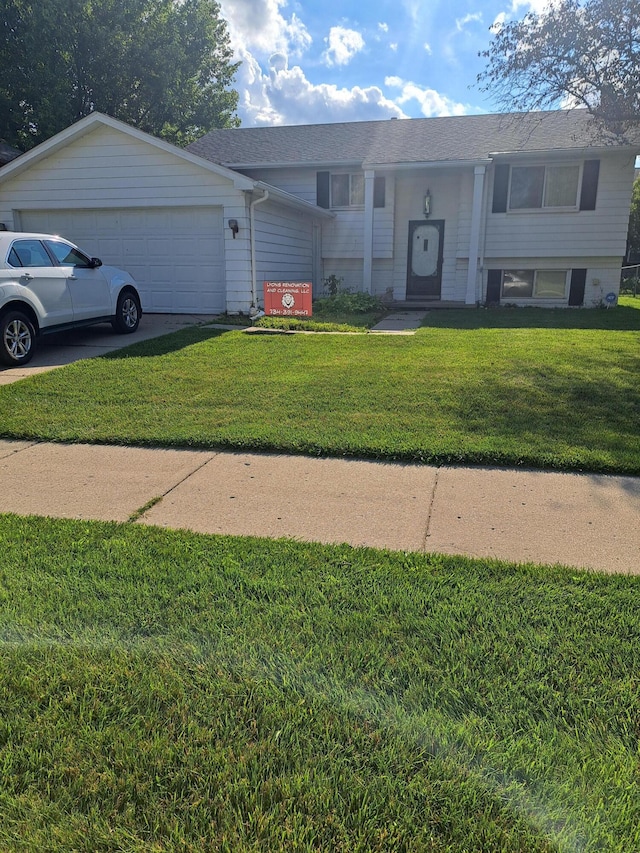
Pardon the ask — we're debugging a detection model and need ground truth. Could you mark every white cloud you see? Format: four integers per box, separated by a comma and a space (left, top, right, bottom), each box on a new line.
220, 0, 311, 59
491, 11, 507, 29
378, 22, 389, 33
493, 0, 556, 25
322, 26, 366, 67
424, 42, 433, 54
455, 12, 483, 31
385, 76, 472, 117
511, 0, 554, 12
236, 54, 406, 126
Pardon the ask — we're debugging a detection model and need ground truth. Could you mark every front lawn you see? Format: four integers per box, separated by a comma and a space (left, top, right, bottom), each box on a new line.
0, 514, 638, 852
1, 301, 638, 474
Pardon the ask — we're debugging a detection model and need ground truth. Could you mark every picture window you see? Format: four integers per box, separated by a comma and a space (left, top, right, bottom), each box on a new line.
509, 164, 580, 210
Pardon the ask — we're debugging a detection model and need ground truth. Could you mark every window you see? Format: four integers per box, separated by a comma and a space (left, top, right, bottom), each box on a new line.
7, 239, 53, 268
331, 172, 365, 207
44, 239, 92, 268
502, 269, 568, 299
509, 164, 580, 210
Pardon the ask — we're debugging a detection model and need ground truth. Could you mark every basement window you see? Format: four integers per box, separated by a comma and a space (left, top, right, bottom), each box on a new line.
502, 270, 568, 299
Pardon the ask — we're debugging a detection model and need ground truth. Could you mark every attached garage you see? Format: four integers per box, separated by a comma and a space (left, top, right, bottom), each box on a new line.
18, 206, 225, 313
0, 113, 333, 314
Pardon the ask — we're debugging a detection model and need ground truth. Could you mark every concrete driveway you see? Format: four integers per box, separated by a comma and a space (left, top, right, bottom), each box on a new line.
0, 313, 218, 386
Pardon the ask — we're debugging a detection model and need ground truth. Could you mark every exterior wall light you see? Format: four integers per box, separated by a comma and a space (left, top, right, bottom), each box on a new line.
424, 190, 432, 218
228, 219, 239, 238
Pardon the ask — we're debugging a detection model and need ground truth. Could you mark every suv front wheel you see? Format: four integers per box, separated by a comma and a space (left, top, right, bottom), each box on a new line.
111, 289, 141, 334
0, 310, 37, 366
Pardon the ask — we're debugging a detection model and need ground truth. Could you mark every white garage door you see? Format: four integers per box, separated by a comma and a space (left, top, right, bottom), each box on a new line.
19, 207, 225, 313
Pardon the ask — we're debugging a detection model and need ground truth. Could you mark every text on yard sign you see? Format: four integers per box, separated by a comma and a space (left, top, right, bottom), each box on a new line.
264, 281, 313, 317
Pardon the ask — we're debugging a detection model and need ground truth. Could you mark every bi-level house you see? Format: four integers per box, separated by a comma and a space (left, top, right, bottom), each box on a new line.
0, 110, 637, 312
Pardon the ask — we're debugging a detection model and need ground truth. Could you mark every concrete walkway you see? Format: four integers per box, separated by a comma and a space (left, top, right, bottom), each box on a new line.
1, 439, 638, 575
370, 310, 427, 333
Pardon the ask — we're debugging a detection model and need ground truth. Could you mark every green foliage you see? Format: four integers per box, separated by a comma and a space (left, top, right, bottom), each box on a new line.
626, 175, 640, 263
0, 302, 639, 473
0, 0, 240, 150
478, 0, 640, 132
0, 514, 639, 851
253, 317, 368, 332
313, 291, 387, 316
322, 273, 344, 296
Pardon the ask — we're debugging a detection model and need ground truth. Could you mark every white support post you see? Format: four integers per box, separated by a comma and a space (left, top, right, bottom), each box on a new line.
466, 165, 486, 305
363, 170, 375, 294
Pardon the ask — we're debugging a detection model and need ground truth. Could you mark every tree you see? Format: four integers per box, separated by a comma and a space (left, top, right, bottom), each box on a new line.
478, 0, 640, 132
0, 0, 240, 151
626, 175, 640, 263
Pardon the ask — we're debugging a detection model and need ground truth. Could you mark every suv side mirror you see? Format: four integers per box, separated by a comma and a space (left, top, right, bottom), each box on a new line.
89, 257, 103, 268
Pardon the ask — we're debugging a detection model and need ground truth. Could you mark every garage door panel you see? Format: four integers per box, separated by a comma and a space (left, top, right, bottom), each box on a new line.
20, 207, 225, 314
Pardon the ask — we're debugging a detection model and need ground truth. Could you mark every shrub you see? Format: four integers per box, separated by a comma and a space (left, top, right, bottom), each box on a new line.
314, 291, 386, 315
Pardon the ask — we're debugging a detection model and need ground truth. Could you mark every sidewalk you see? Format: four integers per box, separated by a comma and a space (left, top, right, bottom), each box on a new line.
1, 439, 638, 575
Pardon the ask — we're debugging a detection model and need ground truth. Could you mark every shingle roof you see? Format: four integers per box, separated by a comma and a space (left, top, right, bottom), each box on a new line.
187, 110, 639, 170
0, 141, 21, 166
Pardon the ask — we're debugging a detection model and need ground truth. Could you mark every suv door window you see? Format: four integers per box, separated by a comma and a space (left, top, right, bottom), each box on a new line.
8, 239, 54, 268
44, 240, 93, 268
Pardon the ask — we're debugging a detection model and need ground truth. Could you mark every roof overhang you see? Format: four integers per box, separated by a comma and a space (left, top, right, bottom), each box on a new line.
247, 183, 335, 219
223, 160, 363, 171
363, 158, 494, 171
489, 144, 640, 160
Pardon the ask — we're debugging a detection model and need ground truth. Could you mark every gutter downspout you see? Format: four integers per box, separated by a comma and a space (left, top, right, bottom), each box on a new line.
250, 188, 269, 311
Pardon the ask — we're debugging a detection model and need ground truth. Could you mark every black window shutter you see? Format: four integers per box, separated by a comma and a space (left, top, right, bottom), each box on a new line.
569, 268, 587, 305
317, 171, 330, 208
373, 177, 386, 208
579, 160, 600, 210
492, 164, 510, 213
486, 269, 502, 303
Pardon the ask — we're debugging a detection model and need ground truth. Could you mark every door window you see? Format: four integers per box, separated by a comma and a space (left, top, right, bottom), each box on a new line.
7, 240, 54, 268
45, 240, 93, 268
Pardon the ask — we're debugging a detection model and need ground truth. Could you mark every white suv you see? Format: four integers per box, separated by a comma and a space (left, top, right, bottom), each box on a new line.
0, 231, 142, 366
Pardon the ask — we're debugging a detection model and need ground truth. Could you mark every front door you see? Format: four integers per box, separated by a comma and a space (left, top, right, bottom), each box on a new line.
406, 220, 444, 299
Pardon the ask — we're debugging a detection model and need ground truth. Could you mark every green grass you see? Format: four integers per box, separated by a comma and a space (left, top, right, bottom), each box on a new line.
0, 514, 638, 851
1, 300, 639, 473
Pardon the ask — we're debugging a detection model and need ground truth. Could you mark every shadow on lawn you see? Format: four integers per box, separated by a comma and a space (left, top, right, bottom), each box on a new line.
421, 305, 640, 331
455, 355, 640, 473
99, 326, 233, 360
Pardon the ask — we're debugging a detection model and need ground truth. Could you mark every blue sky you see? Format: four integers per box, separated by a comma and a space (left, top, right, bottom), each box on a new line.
219, 0, 549, 127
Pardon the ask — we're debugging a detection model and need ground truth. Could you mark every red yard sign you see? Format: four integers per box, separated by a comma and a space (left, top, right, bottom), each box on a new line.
263, 281, 313, 317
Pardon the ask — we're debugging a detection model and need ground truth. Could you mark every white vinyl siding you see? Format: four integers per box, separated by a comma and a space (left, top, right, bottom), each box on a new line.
485, 153, 636, 259
253, 199, 316, 292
